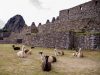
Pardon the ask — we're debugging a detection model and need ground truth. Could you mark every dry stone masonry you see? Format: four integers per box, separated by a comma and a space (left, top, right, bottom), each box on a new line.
0, 0, 100, 50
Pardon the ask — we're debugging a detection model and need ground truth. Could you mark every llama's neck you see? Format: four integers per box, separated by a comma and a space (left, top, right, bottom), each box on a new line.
13, 45, 15, 48
45, 56, 49, 63
78, 48, 82, 53
22, 50, 25, 57
39, 53, 43, 57
54, 49, 57, 53
22, 46, 25, 51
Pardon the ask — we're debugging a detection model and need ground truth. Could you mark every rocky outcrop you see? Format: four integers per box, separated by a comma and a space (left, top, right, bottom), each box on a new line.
3, 15, 26, 32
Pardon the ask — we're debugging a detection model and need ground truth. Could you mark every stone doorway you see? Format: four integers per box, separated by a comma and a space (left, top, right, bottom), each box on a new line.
0, 37, 3, 40
16, 39, 23, 44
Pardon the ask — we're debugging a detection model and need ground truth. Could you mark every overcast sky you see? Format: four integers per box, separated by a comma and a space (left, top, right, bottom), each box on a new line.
0, 0, 91, 28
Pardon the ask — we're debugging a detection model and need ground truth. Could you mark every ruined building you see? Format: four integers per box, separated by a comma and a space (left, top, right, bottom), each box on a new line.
0, 0, 100, 50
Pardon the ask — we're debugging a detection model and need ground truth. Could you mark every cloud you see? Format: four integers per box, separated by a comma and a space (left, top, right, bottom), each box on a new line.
30, 0, 43, 9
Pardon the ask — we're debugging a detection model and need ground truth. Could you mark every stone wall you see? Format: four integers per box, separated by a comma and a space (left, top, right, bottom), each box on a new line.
38, 18, 100, 34
32, 30, 100, 50
59, 0, 100, 21
75, 33, 100, 50
0, 0, 100, 50
32, 32, 73, 49
4, 26, 32, 45
38, 0, 100, 33
34, 0, 100, 50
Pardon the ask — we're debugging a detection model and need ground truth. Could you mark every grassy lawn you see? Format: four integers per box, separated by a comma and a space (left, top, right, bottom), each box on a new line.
0, 44, 100, 75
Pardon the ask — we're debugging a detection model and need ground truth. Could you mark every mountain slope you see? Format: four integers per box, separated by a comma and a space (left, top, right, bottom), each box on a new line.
3, 15, 26, 32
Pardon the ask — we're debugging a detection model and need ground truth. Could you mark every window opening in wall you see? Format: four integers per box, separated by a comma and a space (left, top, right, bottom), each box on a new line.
68, 10, 69, 20
0, 37, 3, 40
80, 6, 83, 10
95, 1, 98, 5
26, 33, 31, 35
68, 10, 69, 14
16, 39, 22, 43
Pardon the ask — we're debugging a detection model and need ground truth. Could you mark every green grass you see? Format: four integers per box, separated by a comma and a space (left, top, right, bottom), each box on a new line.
0, 44, 100, 75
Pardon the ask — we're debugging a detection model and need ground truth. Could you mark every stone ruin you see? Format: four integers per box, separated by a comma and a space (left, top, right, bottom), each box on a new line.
0, 0, 100, 50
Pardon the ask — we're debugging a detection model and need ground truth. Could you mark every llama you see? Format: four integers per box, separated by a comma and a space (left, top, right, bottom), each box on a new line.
27, 49, 32, 55
24, 49, 32, 55
72, 50, 78, 57
12, 45, 20, 50
72, 52, 78, 57
22, 45, 32, 55
77, 48, 84, 58
54, 48, 58, 56
54, 48, 64, 56
38, 52, 45, 62
17, 45, 27, 58
49, 56, 57, 63
38, 51, 57, 63
31, 46, 35, 49
72, 48, 84, 58
41, 55, 51, 71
